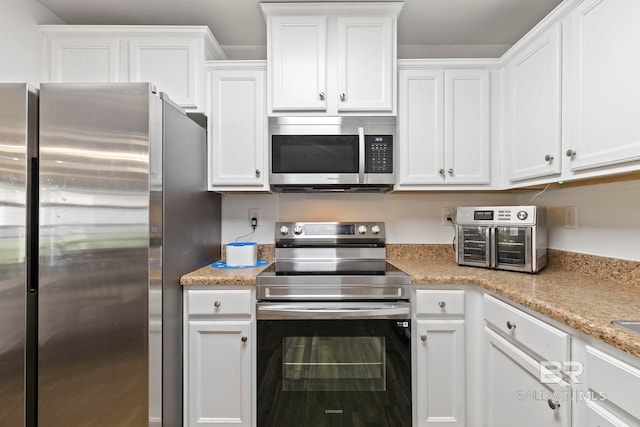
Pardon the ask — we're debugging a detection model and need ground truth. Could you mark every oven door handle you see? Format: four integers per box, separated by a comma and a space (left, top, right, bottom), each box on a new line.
257, 303, 411, 320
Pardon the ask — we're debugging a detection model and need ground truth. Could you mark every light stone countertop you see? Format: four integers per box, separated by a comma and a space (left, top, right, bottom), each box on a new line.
180, 248, 640, 359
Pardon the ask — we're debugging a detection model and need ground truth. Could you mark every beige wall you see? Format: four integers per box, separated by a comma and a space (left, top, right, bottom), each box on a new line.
222, 180, 640, 262
0, 0, 64, 85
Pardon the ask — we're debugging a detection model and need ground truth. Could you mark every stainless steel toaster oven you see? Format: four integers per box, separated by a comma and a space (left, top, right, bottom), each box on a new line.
455, 206, 547, 273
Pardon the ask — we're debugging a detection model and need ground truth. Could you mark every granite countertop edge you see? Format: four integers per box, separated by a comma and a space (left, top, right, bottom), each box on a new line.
180, 258, 640, 359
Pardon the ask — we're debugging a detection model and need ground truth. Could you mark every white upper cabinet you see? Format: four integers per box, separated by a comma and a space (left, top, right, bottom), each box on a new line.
270, 15, 327, 111
336, 16, 394, 112
206, 61, 268, 192
504, 23, 562, 183
397, 64, 492, 188
262, 2, 403, 116
43, 36, 121, 83
40, 26, 226, 111
563, 0, 640, 173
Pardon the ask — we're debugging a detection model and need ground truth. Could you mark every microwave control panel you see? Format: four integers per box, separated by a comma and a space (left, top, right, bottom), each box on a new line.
365, 135, 393, 173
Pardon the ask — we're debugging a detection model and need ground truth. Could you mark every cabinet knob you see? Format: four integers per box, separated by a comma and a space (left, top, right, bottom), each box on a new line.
506, 321, 516, 330
420, 335, 427, 342
214, 300, 221, 308
255, 169, 261, 178
544, 154, 554, 162
547, 399, 561, 410
339, 93, 346, 101
566, 149, 577, 158
319, 91, 325, 100
241, 336, 248, 343
448, 168, 454, 175
438, 301, 446, 308
439, 168, 445, 176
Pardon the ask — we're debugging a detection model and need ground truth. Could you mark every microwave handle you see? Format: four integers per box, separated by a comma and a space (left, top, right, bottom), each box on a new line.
488, 227, 495, 268
358, 127, 365, 184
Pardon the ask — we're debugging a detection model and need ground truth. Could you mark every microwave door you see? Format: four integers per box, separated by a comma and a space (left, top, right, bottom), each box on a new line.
458, 226, 491, 267
495, 226, 532, 272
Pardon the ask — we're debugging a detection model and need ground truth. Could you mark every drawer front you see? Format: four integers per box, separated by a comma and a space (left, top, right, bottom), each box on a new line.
585, 401, 631, 427
586, 346, 640, 421
484, 294, 568, 362
415, 290, 465, 315
187, 289, 253, 316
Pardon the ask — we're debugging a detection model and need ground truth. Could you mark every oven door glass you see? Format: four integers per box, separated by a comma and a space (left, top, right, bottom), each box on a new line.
258, 319, 411, 426
495, 226, 532, 272
458, 226, 490, 267
271, 135, 359, 173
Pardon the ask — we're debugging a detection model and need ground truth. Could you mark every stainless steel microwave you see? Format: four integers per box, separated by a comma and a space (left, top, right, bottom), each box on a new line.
269, 127, 395, 192
455, 206, 547, 273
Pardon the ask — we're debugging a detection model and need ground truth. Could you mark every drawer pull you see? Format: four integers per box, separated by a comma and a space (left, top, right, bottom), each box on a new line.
214, 300, 221, 308
438, 301, 446, 308
241, 336, 248, 343
420, 335, 427, 342
547, 399, 561, 410
506, 321, 516, 330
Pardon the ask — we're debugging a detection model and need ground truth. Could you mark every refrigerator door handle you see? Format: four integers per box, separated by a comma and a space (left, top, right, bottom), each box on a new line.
27, 156, 38, 295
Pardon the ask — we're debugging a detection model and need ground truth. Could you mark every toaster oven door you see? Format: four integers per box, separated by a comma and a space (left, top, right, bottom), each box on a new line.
457, 226, 491, 267
494, 226, 533, 272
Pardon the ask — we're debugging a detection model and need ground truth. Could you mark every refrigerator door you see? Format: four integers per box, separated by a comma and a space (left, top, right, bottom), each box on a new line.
38, 83, 156, 426
0, 83, 37, 427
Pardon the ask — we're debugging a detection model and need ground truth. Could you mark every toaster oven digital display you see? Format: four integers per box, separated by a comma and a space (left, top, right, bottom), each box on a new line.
474, 210, 494, 221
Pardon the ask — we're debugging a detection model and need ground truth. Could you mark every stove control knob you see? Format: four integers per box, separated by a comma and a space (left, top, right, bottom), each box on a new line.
371, 225, 381, 235
279, 225, 290, 236
517, 211, 528, 221
293, 225, 303, 235
358, 225, 368, 235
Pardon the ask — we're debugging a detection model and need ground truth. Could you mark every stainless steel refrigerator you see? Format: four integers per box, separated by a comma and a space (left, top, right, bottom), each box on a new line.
0, 83, 221, 427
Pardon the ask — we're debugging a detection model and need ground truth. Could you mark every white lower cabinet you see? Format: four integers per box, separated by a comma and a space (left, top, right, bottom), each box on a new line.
484, 294, 571, 427
485, 327, 571, 427
414, 289, 466, 426
184, 288, 255, 427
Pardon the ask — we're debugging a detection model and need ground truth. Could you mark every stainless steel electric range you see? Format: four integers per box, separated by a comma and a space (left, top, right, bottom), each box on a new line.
256, 222, 412, 427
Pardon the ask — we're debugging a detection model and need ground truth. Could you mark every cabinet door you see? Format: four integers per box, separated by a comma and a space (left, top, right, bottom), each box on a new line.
507, 24, 562, 182
444, 70, 491, 184
187, 321, 252, 427
128, 38, 202, 109
269, 15, 327, 112
336, 16, 394, 112
415, 320, 466, 426
564, 0, 640, 171
485, 327, 570, 427
207, 67, 268, 190
46, 37, 121, 83
397, 69, 445, 185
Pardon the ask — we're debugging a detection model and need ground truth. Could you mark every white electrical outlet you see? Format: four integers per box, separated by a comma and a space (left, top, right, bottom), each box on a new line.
563, 206, 577, 229
248, 208, 261, 227
442, 207, 457, 226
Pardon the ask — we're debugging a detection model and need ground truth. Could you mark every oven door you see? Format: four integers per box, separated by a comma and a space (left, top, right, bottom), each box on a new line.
494, 226, 533, 272
457, 225, 491, 268
257, 302, 411, 427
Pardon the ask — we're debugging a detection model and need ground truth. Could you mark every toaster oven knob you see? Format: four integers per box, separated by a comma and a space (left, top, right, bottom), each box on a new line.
516, 211, 528, 221
371, 225, 381, 235
293, 225, 303, 235
279, 225, 290, 236
358, 225, 368, 235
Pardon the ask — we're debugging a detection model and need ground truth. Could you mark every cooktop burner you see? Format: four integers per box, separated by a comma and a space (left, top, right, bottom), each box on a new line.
257, 222, 411, 301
